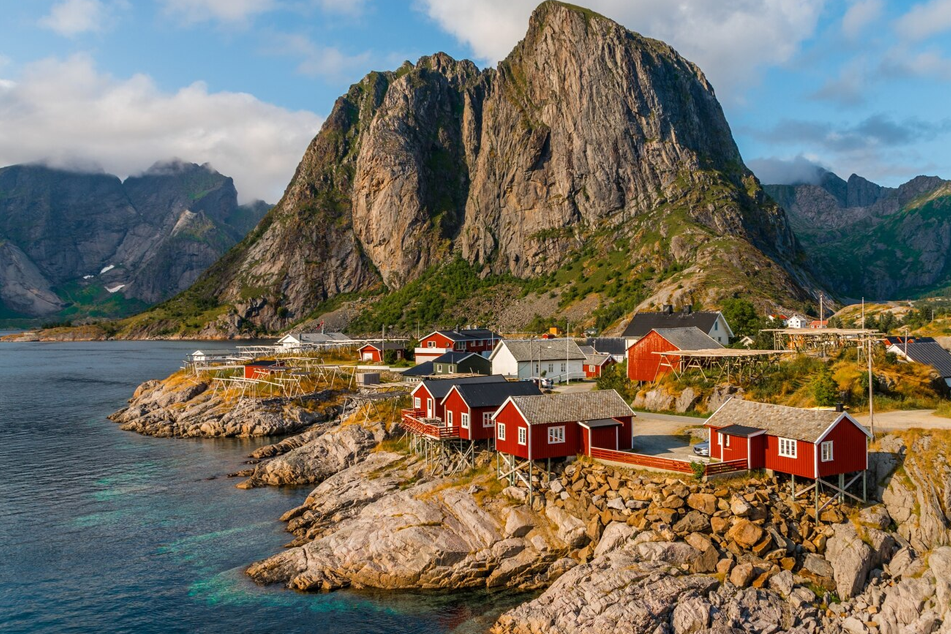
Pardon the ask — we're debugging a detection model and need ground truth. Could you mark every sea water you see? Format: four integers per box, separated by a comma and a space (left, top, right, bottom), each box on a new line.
0, 339, 519, 633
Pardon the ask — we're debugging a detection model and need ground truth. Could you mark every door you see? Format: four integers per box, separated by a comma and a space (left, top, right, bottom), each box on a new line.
427, 398, 433, 418
362, 352, 373, 361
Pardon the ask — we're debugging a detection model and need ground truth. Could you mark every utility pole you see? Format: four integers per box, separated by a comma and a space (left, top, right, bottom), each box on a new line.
868, 336, 875, 439
566, 320, 570, 385
862, 297, 866, 330
820, 293, 824, 325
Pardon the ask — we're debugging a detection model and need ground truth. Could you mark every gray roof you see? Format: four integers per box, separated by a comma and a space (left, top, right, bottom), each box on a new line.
583, 351, 614, 366
894, 341, 951, 378
431, 351, 483, 365
578, 345, 596, 356
586, 337, 628, 356
298, 332, 353, 343
622, 311, 729, 338
497, 338, 586, 362
652, 327, 724, 351
418, 375, 507, 400
716, 424, 764, 437
362, 341, 405, 351
402, 362, 433, 377
433, 328, 500, 342
448, 381, 542, 408
705, 398, 869, 443
508, 390, 635, 425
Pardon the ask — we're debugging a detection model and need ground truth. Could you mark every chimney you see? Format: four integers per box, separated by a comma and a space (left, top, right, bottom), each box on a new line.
663, 304, 673, 315
835, 402, 844, 412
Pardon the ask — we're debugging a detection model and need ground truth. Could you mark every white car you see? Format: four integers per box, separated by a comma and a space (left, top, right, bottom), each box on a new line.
693, 441, 710, 457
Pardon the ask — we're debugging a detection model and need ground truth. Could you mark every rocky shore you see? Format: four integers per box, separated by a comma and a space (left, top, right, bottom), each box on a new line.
108, 373, 335, 438
113, 371, 951, 633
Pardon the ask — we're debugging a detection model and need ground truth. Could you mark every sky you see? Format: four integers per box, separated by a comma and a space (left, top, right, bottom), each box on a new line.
0, 0, 950, 203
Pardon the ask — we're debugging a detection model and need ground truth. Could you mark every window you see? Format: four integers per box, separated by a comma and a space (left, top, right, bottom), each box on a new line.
461, 413, 470, 429
548, 363, 554, 373
724, 435, 731, 447
821, 441, 833, 462
560, 363, 566, 372
518, 427, 527, 445
717, 432, 723, 446
483, 412, 494, 427
427, 341, 436, 348
436, 364, 443, 373
498, 423, 506, 441
414, 397, 421, 409
714, 321, 719, 331
446, 411, 453, 426
778, 437, 797, 459
548, 426, 566, 444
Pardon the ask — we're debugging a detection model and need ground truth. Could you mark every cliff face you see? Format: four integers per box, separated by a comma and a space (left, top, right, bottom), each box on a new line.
0, 161, 269, 318
166, 1, 815, 335
765, 172, 951, 299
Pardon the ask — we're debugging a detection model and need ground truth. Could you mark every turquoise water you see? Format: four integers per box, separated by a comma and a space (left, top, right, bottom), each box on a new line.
0, 340, 513, 633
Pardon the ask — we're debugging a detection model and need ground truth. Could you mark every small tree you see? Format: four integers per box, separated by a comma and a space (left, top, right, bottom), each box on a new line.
811, 366, 839, 406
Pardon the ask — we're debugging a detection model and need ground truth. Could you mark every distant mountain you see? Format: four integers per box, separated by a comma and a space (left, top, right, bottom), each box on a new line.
765, 172, 951, 300
124, 1, 818, 339
0, 161, 269, 320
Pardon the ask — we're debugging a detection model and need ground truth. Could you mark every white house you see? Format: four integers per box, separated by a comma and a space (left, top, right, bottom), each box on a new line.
785, 315, 810, 329
489, 338, 586, 383
276, 332, 354, 350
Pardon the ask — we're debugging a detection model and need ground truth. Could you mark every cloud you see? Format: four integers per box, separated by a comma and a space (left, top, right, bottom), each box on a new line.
748, 155, 830, 185
159, 0, 276, 26
881, 47, 951, 81
842, 0, 883, 39
896, 0, 951, 41
809, 57, 871, 106
0, 54, 323, 202
756, 114, 951, 152
265, 33, 373, 80
39, 0, 122, 36
416, 0, 825, 100
314, 0, 371, 16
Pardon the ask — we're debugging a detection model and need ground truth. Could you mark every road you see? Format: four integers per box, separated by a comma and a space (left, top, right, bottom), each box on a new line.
853, 409, 951, 431
631, 410, 710, 463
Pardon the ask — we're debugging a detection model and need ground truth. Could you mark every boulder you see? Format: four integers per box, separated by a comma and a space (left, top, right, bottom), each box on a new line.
729, 562, 755, 588
826, 522, 875, 599
674, 511, 710, 535
594, 522, 634, 558
858, 505, 892, 531
802, 553, 835, 580
726, 519, 764, 549
546, 506, 587, 548
769, 569, 794, 597
674, 388, 699, 414
670, 597, 710, 633
504, 506, 535, 538
687, 493, 718, 515
730, 495, 752, 517
929, 546, 951, 617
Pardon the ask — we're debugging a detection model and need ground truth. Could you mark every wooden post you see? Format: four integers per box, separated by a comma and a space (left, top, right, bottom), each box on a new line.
862, 470, 867, 503
839, 473, 845, 504
815, 481, 820, 522
791, 474, 796, 497
529, 461, 533, 506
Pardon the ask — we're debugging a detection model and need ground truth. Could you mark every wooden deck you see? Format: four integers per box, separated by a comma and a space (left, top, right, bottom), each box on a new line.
589, 446, 748, 477
400, 409, 461, 440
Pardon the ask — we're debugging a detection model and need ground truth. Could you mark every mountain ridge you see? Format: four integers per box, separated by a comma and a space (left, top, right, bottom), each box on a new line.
117, 1, 821, 338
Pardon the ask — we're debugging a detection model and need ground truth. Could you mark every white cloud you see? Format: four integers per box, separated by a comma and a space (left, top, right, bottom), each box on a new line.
842, 0, 883, 39
0, 54, 323, 202
896, 0, 951, 41
266, 33, 372, 80
315, 0, 371, 16
39, 0, 119, 36
160, 0, 276, 26
416, 0, 825, 100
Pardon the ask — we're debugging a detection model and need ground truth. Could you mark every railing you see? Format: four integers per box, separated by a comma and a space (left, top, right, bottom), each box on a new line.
400, 409, 461, 439
589, 447, 748, 477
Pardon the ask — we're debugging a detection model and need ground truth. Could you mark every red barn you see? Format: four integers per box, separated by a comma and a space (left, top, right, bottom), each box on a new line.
705, 399, 871, 479
441, 381, 542, 442
358, 342, 406, 363
415, 329, 501, 363
627, 327, 722, 383
409, 375, 507, 422
493, 390, 635, 461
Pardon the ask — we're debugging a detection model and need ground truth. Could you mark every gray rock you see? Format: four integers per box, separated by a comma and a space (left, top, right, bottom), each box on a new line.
594, 522, 634, 558
826, 523, 875, 599
858, 505, 892, 531
803, 553, 835, 579
504, 506, 535, 538
546, 505, 587, 548
769, 569, 794, 597
670, 597, 710, 633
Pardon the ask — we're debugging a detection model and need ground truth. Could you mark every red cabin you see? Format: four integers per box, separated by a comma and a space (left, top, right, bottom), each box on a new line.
243, 360, 284, 379
705, 399, 871, 479
627, 327, 722, 383
409, 375, 507, 422
440, 381, 542, 442
358, 342, 406, 363
415, 329, 501, 363
583, 352, 616, 378
493, 390, 635, 461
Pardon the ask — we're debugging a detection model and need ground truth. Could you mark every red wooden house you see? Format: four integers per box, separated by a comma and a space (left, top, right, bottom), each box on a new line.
705, 399, 870, 479
493, 390, 635, 461
243, 360, 285, 379
627, 327, 722, 383
358, 342, 406, 363
409, 375, 507, 422
415, 329, 501, 363
440, 381, 542, 442
582, 350, 616, 378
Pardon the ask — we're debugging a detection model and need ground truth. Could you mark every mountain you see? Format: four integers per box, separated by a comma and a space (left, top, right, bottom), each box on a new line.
764, 171, 951, 300
126, 1, 818, 338
0, 161, 269, 320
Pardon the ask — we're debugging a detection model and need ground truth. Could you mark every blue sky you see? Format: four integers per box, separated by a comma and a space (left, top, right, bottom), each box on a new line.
1, 0, 950, 202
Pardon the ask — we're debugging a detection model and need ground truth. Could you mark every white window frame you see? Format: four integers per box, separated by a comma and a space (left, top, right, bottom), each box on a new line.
446, 411, 453, 426
436, 364, 442, 372
498, 423, 506, 441
778, 437, 797, 459
518, 427, 527, 445
548, 363, 554, 373
724, 434, 731, 447
461, 413, 470, 429
560, 362, 566, 372
821, 441, 833, 462
483, 412, 494, 427
427, 340, 436, 348
548, 425, 566, 444
414, 397, 421, 409
717, 432, 723, 446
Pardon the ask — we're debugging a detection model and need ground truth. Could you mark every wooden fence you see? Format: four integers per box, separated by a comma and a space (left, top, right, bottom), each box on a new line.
589, 447, 748, 477
400, 409, 461, 439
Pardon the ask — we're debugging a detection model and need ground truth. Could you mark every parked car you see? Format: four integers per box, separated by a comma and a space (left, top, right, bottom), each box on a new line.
693, 441, 710, 457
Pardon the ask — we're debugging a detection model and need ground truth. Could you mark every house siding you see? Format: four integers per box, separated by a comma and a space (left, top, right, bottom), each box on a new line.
816, 419, 868, 478
628, 330, 680, 382
442, 390, 471, 439
411, 384, 439, 419
764, 436, 815, 478
749, 435, 767, 470
358, 345, 382, 362
495, 401, 530, 459
530, 421, 579, 460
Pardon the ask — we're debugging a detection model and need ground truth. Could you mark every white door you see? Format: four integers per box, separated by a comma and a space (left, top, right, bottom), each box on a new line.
427, 398, 433, 417
363, 352, 373, 361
